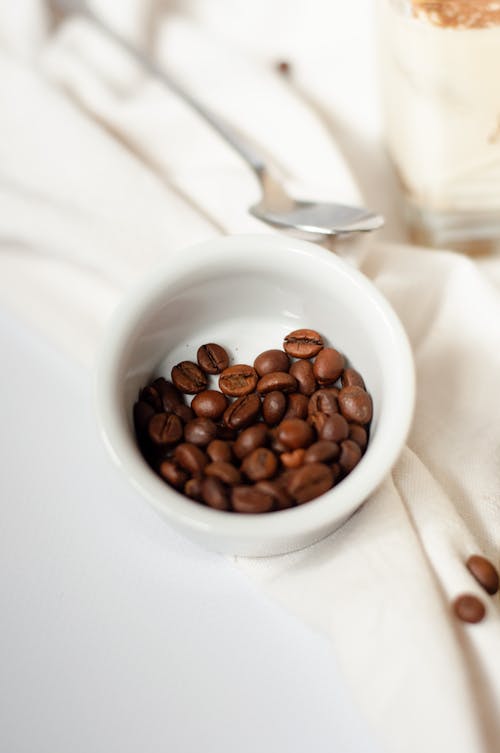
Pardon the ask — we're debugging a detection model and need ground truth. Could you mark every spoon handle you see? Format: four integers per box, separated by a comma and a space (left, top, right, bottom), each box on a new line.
80, 6, 268, 177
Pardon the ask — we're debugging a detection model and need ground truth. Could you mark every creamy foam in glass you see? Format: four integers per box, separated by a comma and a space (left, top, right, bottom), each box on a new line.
378, 0, 500, 253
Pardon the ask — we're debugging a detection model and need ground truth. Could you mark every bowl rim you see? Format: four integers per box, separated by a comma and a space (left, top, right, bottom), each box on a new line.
95, 233, 415, 544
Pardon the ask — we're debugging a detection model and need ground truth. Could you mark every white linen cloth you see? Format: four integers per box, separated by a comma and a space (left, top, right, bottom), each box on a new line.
1, 2, 499, 752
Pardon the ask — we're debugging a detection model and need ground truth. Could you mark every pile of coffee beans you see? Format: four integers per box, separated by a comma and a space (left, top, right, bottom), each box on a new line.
133, 328, 372, 514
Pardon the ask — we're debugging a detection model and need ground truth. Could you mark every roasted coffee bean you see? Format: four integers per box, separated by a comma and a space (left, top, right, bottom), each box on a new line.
466, 555, 499, 595
304, 440, 340, 464
159, 460, 188, 489
205, 461, 241, 486
184, 476, 204, 501
140, 384, 163, 411
262, 391, 287, 425
133, 400, 155, 437
171, 361, 207, 394
219, 364, 258, 397
318, 413, 349, 443
202, 477, 230, 510
254, 349, 290, 376
207, 439, 233, 463
313, 347, 345, 386
288, 463, 334, 504
308, 388, 339, 417
277, 418, 314, 450
184, 417, 217, 447
332, 463, 342, 483
152, 377, 183, 411
339, 439, 362, 472
289, 360, 316, 396
283, 393, 309, 420
242, 448, 278, 481
232, 485, 274, 514
308, 411, 328, 435
191, 390, 228, 420
283, 328, 324, 359
254, 480, 293, 510
257, 371, 297, 394
233, 423, 268, 460
174, 443, 208, 476
173, 404, 195, 424
280, 448, 306, 469
279, 468, 298, 494
224, 393, 261, 430
348, 424, 368, 451
341, 368, 365, 389
269, 427, 288, 454
338, 386, 373, 425
148, 412, 183, 446
453, 594, 486, 624
197, 343, 229, 374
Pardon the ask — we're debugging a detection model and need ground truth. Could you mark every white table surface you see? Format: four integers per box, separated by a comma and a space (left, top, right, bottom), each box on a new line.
0, 306, 381, 753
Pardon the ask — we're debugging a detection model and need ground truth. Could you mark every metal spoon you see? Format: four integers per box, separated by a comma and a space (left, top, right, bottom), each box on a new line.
51, 0, 384, 236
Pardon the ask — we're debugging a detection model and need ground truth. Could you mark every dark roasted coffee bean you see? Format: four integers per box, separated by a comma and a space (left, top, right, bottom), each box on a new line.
219, 364, 258, 397
332, 463, 342, 483
308, 411, 328, 435
233, 423, 268, 460
148, 412, 183, 446
453, 594, 486, 624
223, 393, 261, 430
205, 461, 241, 486
338, 386, 373, 425
339, 439, 362, 472
280, 448, 306, 469
232, 485, 274, 514
341, 368, 365, 389
349, 424, 368, 451
313, 348, 345, 386
283, 328, 324, 358
159, 460, 188, 489
171, 361, 207, 394
173, 404, 195, 424
242, 448, 278, 481
269, 427, 288, 454
184, 476, 204, 501
191, 390, 228, 420
202, 477, 230, 510
184, 417, 217, 447
318, 414, 349, 443
140, 384, 163, 411
262, 391, 287, 425
254, 349, 290, 376
197, 343, 229, 374
284, 393, 309, 420
207, 439, 233, 463
304, 440, 340, 464
216, 423, 238, 441
133, 400, 155, 437
255, 480, 293, 510
277, 418, 314, 450
308, 388, 339, 417
288, 462, 334, 504
466, 555, 499, 595
257, 371, 297, 394
174, 443, 208, 476
289, 360, 316, 396
152, 377, 183, 411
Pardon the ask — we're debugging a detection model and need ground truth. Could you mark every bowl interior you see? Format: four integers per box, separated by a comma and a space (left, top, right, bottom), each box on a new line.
99, 235, 413, 548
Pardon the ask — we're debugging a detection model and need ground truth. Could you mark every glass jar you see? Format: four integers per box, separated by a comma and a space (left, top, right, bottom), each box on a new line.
377, 0, 500, 254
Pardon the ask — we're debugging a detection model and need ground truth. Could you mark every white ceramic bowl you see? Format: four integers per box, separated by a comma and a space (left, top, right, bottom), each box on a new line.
96, 234, 414, 556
